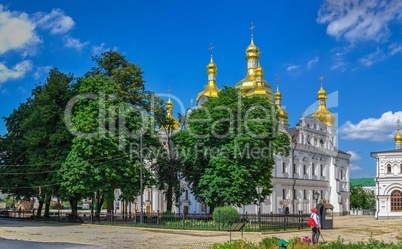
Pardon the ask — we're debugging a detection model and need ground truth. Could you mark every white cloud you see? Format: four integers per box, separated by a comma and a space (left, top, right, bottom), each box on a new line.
33, 65, 52, 79
331, 61, 347, 70
92, 43, 109, 55
389, 43, 402, 55
18, 86, 27, 93
0, 60, 33, 83
0, 5, 41, 55
330, 47, 351, 71
347, 151, 361, 161
317, 0, 402, 44
286, 65, 299, 72
91, 43, 118, 56
1, 88, 9, 95
340, 111, 402, 141
35, 9, 74, 34
359, 47, 386, 67
307, 57, 319, 69
350, 163, 362, 171
64, 36, 89, 51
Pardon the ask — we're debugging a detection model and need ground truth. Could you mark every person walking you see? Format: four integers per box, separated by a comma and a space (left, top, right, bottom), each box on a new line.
310, 207, 321, 245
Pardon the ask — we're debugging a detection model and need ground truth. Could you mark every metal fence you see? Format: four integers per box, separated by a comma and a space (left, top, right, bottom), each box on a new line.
96, 211, 310, 232
0, 210, 310, 232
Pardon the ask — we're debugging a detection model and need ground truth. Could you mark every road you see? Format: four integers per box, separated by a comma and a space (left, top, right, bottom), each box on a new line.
0, 215, 401, 248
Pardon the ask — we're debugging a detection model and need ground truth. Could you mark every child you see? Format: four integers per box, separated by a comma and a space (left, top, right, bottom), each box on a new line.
310, 207, 321, 245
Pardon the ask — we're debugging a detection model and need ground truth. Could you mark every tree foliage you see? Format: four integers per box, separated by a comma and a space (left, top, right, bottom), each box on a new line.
172, 87, 290, 208
0, 51, 166, 217
0, 68, 75, 217
350, 185, 375, 209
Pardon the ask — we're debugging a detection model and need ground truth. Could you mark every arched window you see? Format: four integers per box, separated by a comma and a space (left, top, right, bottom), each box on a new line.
400, 164, 402, 173
391, 190, 402, 212
387, 164, 392, 174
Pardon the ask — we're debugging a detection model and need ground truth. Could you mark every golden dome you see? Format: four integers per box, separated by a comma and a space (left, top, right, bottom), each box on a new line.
196, 56, 219, 101
163, 97, 179, 130
318, 86, 326, 100
311, 107, 335, 126
247, 82, 267, 96
254, 65, 263, 79
395, 129, 402, 143
235, 38, 272, 99
166, 98, 173, 108
207, 58, 217, 75
275, 89, 281, 101
246, 66, 270, 97
274, 84, 289, 126
278, 108, 289, 125
311, 84, 335, 126
246, 38, 259, 59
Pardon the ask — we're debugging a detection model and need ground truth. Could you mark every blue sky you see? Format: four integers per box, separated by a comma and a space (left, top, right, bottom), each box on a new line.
1, 0, 402, 178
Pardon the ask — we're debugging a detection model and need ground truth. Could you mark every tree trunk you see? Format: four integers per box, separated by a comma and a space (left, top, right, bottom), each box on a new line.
166, 185, 173, 212
44, 196, 51, 218
37, 199, 44, 217
70, 198, 78, 221
209, 206, 215, 214
96, 195, 104, 221
106, 199, 113, 219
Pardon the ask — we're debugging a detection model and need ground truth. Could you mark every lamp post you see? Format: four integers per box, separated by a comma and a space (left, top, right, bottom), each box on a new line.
140, 127, 144, 224
255, 185, 263, 232
313, 190, 320, 205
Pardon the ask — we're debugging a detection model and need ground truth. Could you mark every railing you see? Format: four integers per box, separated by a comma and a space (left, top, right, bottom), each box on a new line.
0, 209, 311, 232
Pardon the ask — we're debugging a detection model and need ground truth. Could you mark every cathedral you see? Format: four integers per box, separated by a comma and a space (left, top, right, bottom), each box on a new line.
138, 34, 351, 216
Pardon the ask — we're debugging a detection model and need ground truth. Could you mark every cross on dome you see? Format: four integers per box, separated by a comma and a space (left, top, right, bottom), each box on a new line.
249, 22, 255, 39
319, 74, 324, 87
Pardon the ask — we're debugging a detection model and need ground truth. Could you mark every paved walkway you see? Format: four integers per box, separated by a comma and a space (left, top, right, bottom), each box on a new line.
0, 215, 401, 248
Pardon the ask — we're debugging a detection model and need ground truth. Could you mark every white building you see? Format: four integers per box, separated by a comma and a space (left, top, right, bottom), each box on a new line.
241, 116, 351, 216
371, 121, 402, 220
126, 34, 350, 216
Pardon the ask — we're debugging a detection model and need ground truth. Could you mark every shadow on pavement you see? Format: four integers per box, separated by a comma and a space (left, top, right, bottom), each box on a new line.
0, 237, 101, 249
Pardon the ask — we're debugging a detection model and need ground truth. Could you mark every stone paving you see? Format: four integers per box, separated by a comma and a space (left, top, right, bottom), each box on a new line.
0, 215, 401, 248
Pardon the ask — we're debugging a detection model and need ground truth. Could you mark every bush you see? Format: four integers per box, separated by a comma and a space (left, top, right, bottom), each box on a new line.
213, 206, 241, 228
213, 240, 258, 249
260, 237, 280, 249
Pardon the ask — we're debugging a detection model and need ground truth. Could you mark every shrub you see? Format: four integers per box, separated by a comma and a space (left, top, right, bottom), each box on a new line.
260, 237, 279, 249
213, 206, 241, 228
213, 239, 258, 249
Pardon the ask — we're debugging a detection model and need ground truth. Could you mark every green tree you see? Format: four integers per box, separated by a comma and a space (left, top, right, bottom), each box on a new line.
350, 185, 376, 210
60, 74, 154, 219
0, 68, 75, 217
172, 87, 290, 209
151, 115, 182, 212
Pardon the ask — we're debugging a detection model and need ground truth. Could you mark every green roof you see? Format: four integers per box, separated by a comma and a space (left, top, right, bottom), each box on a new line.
350, 178, 375, 187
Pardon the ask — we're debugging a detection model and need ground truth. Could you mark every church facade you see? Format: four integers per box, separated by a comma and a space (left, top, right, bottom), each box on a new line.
371, 122, 402, 219
134, 35, 351, 216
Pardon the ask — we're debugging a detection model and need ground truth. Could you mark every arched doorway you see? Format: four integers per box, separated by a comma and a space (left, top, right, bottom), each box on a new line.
391, 190, 402, 212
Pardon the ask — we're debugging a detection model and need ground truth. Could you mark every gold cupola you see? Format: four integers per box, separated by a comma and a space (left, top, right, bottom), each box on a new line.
274, 79, 289, 127
235, 35, 273, 99
395, 120, 402, 149
196, 52, 219, 103
247, 64, 266, 96
246, 37, 259, 60
311, 76, 335, 126
163, 97, 179, 130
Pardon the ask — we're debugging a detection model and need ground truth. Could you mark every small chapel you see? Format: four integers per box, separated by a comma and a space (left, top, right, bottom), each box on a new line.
371, 120, 402, 219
